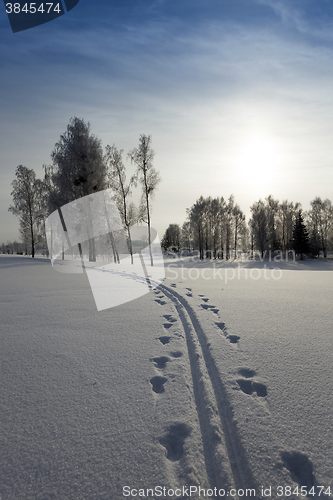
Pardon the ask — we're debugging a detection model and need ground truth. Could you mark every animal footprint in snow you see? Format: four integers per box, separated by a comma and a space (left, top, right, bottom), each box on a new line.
237, 378, 267, 397
170, 283, 177, 288
201, 303, 219, 314
150, 376, 167, 393
216, 322, 240, 344
252, 381, 267, 397
216, 322, 227, 336
228, 334, 240, 344
155, 299, 167, 306
158, 336, 171, 345
281, 451, 316, 489
238, 367, 256, 378
202, 298, 209, 302
163, 323, 173, 329
158, 423, 191, 461
237, 378, 253, 395
151, 356, 170, 369
170, 351, 183, 358
236, 368, 267, 397
163, 315, 177, 323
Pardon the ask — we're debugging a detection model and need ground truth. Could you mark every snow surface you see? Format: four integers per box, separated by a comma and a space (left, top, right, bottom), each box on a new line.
0, 255, 332, 499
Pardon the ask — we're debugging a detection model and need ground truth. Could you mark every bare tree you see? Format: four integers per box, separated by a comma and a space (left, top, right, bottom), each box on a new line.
308, 197, 333, 258
9, 165, 44, 258
210, 197, 221, 258
250, 200, 268, 258
279, 200, 300, 253
187, 195, 245, 260
128, 135, 160, 266
181, 221, 193, 252
233, 203, 246, 258
225, 195, 235, 259
188, 196, 206, 259
265, 195, 280, 250
105, 144, 137, 263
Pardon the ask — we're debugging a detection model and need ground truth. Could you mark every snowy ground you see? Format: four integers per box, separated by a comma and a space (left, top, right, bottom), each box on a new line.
0, 255, 332, 499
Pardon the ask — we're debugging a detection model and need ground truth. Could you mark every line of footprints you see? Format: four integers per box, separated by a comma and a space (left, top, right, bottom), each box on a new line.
150, 309, 183, 395
197, 294, 268, 398
197, 293, 268, 398
155, 288, 313, 482
197, 293, 242, 345
152, 292, 192, 461
156, 285, 268, 400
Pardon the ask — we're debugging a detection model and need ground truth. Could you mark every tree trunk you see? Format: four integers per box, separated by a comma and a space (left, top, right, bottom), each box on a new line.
127, 225, 133, 265
145, 188, 153, 267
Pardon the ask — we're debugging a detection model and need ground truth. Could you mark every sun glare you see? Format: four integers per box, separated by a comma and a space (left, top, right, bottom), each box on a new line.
236, 134, 280, 192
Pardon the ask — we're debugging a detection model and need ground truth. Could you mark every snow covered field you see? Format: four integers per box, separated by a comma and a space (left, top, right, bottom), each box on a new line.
1, 255, 333, 499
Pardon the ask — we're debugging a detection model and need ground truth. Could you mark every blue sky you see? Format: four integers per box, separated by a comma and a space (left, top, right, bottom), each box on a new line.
1, 0, 333, 242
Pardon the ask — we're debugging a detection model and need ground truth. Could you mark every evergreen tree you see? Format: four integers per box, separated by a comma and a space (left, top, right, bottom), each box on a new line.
292, 211, 310, 259
50, 117, 107, 207
49, 117, 108, 262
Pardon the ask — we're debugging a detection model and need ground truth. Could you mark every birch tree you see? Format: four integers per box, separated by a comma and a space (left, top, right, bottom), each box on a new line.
308, 197, 333, 258
250, 199, 268, 258
105, 144, 137, 263
128, 135, 160, 266
9, 165, 44, 258
233, 203, 246, 258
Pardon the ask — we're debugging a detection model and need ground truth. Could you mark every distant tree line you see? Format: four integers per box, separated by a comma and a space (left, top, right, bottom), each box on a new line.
0, 241, 27, 255
162, 195, 333, 260
7, 117, 160, 260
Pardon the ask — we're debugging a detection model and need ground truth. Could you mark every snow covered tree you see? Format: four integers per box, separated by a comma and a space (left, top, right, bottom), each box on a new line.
265, 195, 280, 250
233, 203, 246, 258
9, 165, 45, 258
218, 196, 227, 258
50, 117, 107, 207
250, 200, 268, 258
307, 197, 333, 258
278, 200, 301, 253
181, 221, 193, 252
209, 197, 221, 258
188, 196, 206, 259
105, 144, 137, 263
186, 195, 246, 260
292, 211, 310, 259
49, 117, 108, 261
128, 135, 160, 266
161, 224, 181, 252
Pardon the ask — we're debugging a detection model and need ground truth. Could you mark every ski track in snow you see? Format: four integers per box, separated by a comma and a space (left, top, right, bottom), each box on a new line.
152, 282, 257, 497
152, 280, 322, 499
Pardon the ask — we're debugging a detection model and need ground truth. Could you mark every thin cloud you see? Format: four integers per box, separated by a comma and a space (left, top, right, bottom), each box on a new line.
1, 1, 333, 240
